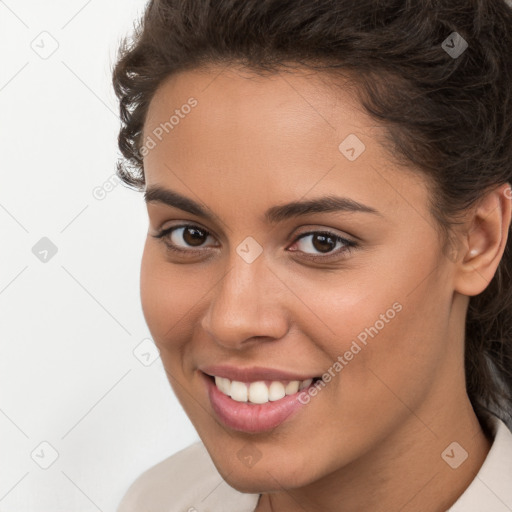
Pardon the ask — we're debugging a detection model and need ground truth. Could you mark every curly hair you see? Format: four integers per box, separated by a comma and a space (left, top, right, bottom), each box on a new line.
111, 0, 512, 432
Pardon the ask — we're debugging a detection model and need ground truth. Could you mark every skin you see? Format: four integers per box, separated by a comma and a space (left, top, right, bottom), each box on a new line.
139, 65, 511, 512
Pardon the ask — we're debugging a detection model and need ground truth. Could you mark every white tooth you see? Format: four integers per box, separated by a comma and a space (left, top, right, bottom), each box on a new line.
285, 380, 300, 395
230, 380, 248, 402
268, 381, 286, 401
214, 376, 230, 395
215, 376, 306, 403
299, 378, 313, 390
248, 381, 269, 404
220, 377, 231, 395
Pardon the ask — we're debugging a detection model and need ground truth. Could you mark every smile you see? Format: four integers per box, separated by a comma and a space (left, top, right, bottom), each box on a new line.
212, 375, 316, 404
200, 370, 322, 433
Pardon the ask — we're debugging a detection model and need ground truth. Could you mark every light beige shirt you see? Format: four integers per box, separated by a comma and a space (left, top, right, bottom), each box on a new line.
117, 413, 512, 512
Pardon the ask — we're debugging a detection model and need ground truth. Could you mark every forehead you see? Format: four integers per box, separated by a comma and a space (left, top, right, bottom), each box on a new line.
143, 64, 369, 149
141, 65, 429, 225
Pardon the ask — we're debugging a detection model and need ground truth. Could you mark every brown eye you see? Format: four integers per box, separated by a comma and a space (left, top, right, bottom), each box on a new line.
291, 231, 352, 256
287, 230, 358, 263
182, 226, 209, 247
311, 233, 337, 253
153, 225, 358, 262
153, 224, 216, 253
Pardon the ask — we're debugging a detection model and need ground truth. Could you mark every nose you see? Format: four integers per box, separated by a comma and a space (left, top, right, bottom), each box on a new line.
200, 253, 289, 350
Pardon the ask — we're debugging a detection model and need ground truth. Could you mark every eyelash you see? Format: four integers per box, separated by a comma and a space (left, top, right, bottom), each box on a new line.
152, 224, 358, 262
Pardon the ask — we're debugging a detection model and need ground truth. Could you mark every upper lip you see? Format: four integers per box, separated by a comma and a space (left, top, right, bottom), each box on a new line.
199, 364, 319, 382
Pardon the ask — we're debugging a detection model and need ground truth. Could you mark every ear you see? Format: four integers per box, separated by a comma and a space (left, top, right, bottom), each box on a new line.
454, 183, 512, 297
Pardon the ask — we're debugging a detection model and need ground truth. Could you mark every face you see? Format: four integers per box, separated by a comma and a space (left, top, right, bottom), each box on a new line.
139, 65, 461, 492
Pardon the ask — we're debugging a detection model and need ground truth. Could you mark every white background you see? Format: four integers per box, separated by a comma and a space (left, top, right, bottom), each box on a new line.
0, 1, 199, 511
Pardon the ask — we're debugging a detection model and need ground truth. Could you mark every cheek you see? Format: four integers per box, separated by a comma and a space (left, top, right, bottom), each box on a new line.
301, 255, 448, 394
139, 242, 200, 348
334, 275, 449, 417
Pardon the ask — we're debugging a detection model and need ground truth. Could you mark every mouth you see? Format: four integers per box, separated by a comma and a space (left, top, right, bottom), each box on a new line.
204, 372, 322, 404
200, 371, 322, 433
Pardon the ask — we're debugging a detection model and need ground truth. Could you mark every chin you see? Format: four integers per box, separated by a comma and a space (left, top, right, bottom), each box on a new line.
214, 457, 316, 493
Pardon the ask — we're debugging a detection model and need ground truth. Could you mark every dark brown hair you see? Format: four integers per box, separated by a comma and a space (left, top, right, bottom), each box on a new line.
112, 0, 512, 432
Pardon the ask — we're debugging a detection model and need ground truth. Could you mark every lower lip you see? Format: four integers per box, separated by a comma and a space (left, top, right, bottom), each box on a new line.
201, 372, 313, 433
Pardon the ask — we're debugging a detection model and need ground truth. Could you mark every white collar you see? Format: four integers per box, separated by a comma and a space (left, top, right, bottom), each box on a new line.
447, 412, 512, 511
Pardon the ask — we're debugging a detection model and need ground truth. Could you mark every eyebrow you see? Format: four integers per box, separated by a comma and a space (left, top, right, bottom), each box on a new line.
144, 185, 382, 224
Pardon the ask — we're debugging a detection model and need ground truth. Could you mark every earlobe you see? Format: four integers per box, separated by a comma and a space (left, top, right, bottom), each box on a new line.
454, 183, 512, 297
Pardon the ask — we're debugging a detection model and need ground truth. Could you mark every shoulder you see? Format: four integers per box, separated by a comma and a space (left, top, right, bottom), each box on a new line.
116, 440, 260, 512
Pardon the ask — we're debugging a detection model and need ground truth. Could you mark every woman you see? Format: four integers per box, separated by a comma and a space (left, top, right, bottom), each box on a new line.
112, 0, 512, 510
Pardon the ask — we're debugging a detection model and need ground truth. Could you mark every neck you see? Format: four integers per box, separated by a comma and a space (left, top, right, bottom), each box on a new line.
256, 391, 492, 512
